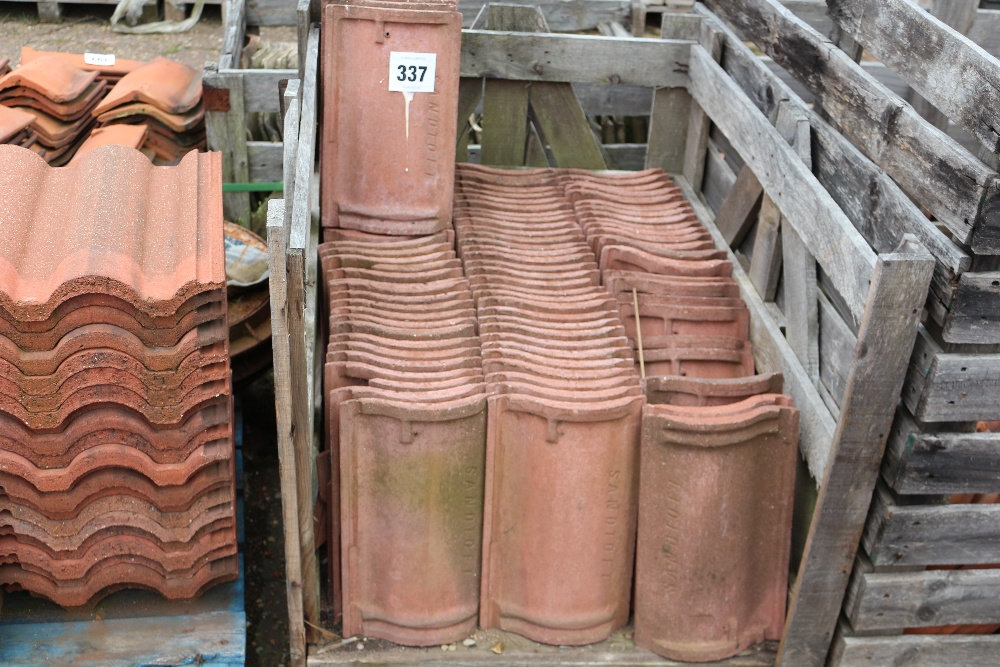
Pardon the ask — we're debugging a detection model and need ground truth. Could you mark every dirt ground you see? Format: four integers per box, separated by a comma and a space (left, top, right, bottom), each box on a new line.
0, 4, 292, 665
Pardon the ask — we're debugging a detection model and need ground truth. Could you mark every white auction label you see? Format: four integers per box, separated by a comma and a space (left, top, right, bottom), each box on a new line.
388, 52, 436, 93
83, 52, 116, 66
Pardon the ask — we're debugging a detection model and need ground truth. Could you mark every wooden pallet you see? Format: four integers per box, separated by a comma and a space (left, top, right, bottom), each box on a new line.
0, 409, 247, 667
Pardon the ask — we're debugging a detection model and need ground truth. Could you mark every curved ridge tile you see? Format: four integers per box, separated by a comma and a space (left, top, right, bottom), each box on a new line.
0, 400, 230, 467
92, 58, 202, 116
0, 554, 237, 608
0, 145, 223, 322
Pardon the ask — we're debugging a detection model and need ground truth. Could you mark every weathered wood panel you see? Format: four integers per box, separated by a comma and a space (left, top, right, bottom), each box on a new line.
831, 632, 1000, 667
846, 568, 1000, 631
817, 292, 856, 407
694, 6, 969, 334
247, 140, 283, 183
460, 32, 689, 87
459, 0, 631, 32
863, 485, 1000, 567
688, 44, 878, 326
903, 327, 1000, 423
827, 0, 1000, 155
883, 408, 1000, 495
702, 0, 1000, 254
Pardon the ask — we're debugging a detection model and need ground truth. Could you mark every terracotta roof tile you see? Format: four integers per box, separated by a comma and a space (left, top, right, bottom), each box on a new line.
93, 58, 202, 116
0, 145, 224, 322
0, 105, 35, 143
20, 47, 145, 80
0, 56, 98, 103
69, 124, 148, 164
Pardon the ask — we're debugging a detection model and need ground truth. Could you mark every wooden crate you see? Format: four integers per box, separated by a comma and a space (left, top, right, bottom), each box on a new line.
269, 1, 1000, 666
204, 0, 306, 227
691, 1, 1000, 665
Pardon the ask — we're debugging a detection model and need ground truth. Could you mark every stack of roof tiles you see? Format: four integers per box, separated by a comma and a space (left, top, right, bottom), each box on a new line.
21, 47, 145, 84
91, 58, 205, 164
0, 56, 105, 165
559, 168, 800, 662
0, 144, 237, 608
319, 231, 487, 646
452, 163, 643, 647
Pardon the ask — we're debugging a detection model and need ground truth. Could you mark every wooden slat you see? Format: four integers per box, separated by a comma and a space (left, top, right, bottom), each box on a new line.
247, 0, 297, 25
248, 140, 283, 183
832, 632, 1000, 667
714, 167, 763, 247
777, 239, 935, 667
219, 68, 298, 113
748, 196, 782, 300
204, 71, 251, 226
816, 292, 856, 406
967, 9, 1000, 59
267, 199, 307, 667
785, 221, 822, 381
863, 484, 1000, 567
688, 45, 877, 326
677, 175, 837, 486
219, 0, 246, 70
884, 408, 1000, 495
285, 27, 321, 643
529, 82, 606, 169
827, 0, 1000, 155
695, 6, 975, 339
573, 83, 653, 117
700, 140, 737, 214
903, 327, 1000, 423
645, 87, 691, 173
460, 31, 690, 87
481, 80, 529, 165
847, 567, 1000, 631
459, 0, 631, 32
942, 272, 1000, 344
681, 24, 721, 191
702, 0, 1000, 255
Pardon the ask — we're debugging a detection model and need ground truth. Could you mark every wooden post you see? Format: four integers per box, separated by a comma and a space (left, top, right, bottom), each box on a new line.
777, 237, 936, 667
267, 199, 308, 667
204, 71, 252, 226
681, 22, 722, 190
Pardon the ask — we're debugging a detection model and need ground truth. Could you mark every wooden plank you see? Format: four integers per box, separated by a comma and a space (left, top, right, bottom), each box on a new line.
777, 238, 935, 667
967, 9, 1000, 59
286, 27, 320, 643
681, 24, 721, 191
310, 626, 776, 665
529, 82, 606, 169
481, 80, 529, 165
247, 0, 298, 26
701, 0, 1000, 254
573, 83, 653, 117
942, 272, 1000, 344
677, 174, 837, 483
204, 70, 251, 226
827, 0, 1000, 154
863, 484, 1000, 567
460, 31, 690, 87
248, 140, 284, 183
688, 45, 878, 326
816, 292, 856, 406
785, 222, 822, 382
659, 11, 702, 40
847, 567, 1000, 631
903, 327, 1000, 423
458, 0, 631, 32
645, 87, 691, 173
267, 200, 307, 667
748, 196, 782, 300
904, 0, 978, 133
603, 143, 645, 171
525, 123, 550, 167
884, 410, 1000, 495
219, 0, 246, 70
700, 140, 737, 214
712, 168, 763, 247
219, 68, 298, 113
832, 633, 1000, 667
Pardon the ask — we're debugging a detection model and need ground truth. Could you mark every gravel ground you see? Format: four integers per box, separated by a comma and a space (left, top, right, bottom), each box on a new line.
1, 5, 292, 665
